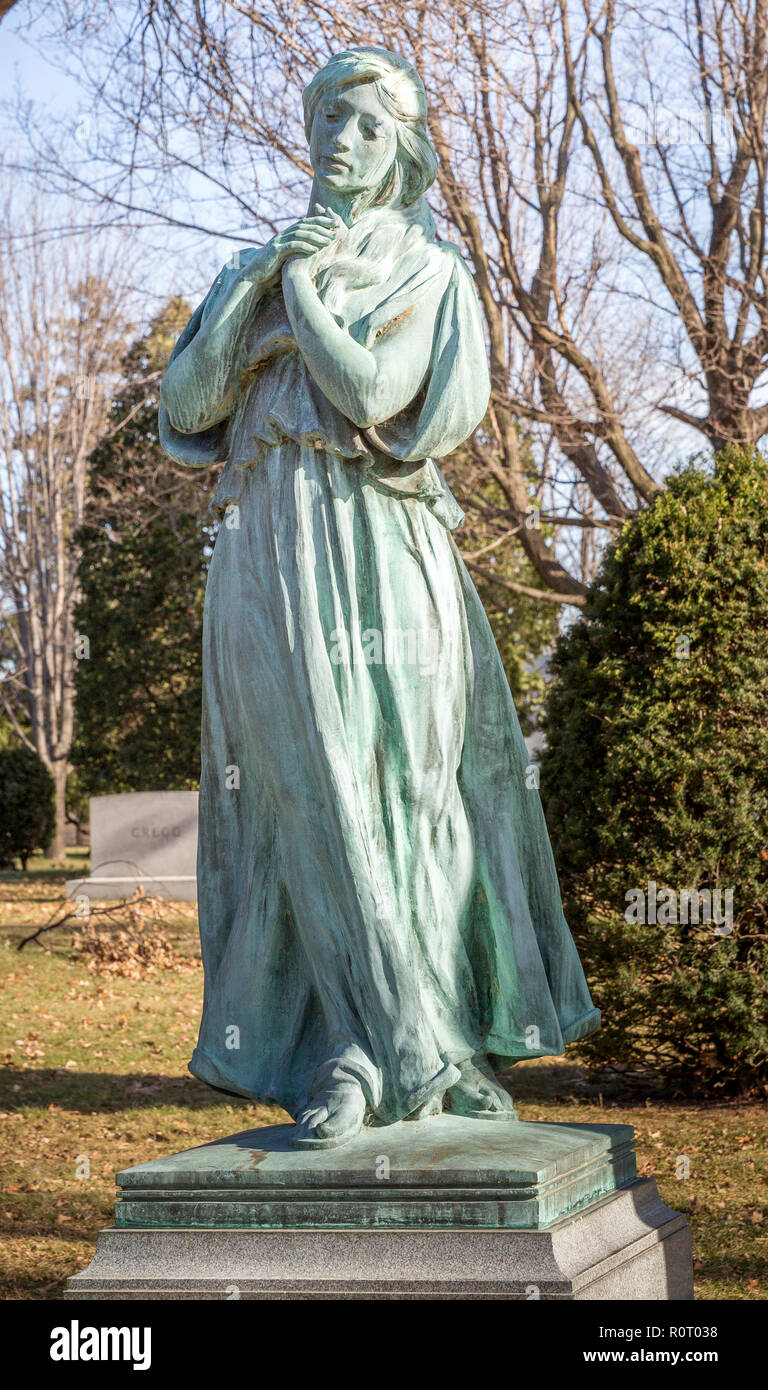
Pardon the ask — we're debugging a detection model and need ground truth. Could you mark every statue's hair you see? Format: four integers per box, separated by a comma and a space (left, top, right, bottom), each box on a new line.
302, 47, 438, 210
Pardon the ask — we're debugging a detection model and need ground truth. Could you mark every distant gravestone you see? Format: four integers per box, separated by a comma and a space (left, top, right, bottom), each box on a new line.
66, 791, 198, 903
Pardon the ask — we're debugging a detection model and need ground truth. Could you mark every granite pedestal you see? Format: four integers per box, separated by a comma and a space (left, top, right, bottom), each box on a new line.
65, 1118, 693, 1299
62, 1117, 691, 1301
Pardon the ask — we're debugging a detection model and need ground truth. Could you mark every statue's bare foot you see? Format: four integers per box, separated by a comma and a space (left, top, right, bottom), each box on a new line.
403, 1060, 461, 1121
445, 1057, 518, 1120
291, 1081, 366, 1149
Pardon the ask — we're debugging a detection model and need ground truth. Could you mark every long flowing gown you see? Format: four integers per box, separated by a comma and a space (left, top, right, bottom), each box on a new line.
159, 199, 600, 1124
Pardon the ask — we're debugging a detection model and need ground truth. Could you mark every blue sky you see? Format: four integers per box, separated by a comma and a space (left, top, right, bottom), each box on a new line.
1, 14, 81, 124
0, 7, 247, 312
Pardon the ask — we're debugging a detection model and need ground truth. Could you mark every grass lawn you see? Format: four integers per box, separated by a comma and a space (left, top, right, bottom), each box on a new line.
1, 855, 766, 1300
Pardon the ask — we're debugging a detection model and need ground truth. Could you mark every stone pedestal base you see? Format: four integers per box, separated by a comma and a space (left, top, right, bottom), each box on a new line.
65, 1117, 693, 1300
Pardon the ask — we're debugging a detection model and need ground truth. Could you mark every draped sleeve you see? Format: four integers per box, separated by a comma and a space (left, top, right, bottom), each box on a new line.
158, 230, 490, 533
158, 249, 265, 469
352, 243, 490, 528
359, 244, 490, 462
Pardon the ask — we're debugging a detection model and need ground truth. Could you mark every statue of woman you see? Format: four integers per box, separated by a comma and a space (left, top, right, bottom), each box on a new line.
159, 46, 599, 1150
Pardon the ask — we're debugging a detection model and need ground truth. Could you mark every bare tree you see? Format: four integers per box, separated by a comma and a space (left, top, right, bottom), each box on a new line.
0, 188, 131, 858
564, 0, 768, 451
16, 0, 768, 602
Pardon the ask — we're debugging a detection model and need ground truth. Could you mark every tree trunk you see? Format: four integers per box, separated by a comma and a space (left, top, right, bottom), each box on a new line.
46, 760, 69, 863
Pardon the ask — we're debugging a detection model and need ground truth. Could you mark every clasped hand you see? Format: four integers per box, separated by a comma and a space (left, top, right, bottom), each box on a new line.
248, 207, 344, 288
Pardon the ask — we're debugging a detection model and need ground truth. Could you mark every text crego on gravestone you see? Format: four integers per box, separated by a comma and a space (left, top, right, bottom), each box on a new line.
66, 791, 199, 903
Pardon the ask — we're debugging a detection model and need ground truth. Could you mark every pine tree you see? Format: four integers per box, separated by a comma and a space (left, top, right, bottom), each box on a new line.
74, 300, 217, 794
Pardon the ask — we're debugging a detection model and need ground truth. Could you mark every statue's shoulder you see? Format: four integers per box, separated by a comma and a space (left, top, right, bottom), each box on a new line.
403, 236, 469, 297
432, 238, 477, 286
420, 241, 482, 316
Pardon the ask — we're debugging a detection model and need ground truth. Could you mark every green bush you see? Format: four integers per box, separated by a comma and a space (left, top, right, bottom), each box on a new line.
541, 446, 768, 1094
0, 744, 55, 870
74, 299, 209, 795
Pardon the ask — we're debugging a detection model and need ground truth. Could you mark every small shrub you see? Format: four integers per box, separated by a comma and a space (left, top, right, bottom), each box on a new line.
0, 745, 55, 870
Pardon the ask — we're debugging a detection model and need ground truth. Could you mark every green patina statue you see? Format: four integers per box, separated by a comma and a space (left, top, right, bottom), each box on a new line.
159, 46, 600, 1151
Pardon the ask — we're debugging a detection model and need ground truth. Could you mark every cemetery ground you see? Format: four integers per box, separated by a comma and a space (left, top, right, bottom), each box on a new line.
0, 856, 765, 1302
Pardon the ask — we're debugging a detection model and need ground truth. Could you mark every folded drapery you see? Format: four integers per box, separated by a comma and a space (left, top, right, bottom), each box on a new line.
159, 200, 485, 531
159, 197, 600, 1124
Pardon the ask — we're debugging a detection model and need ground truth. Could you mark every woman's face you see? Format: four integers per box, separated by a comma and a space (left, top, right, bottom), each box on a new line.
310, 81, 398, 195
